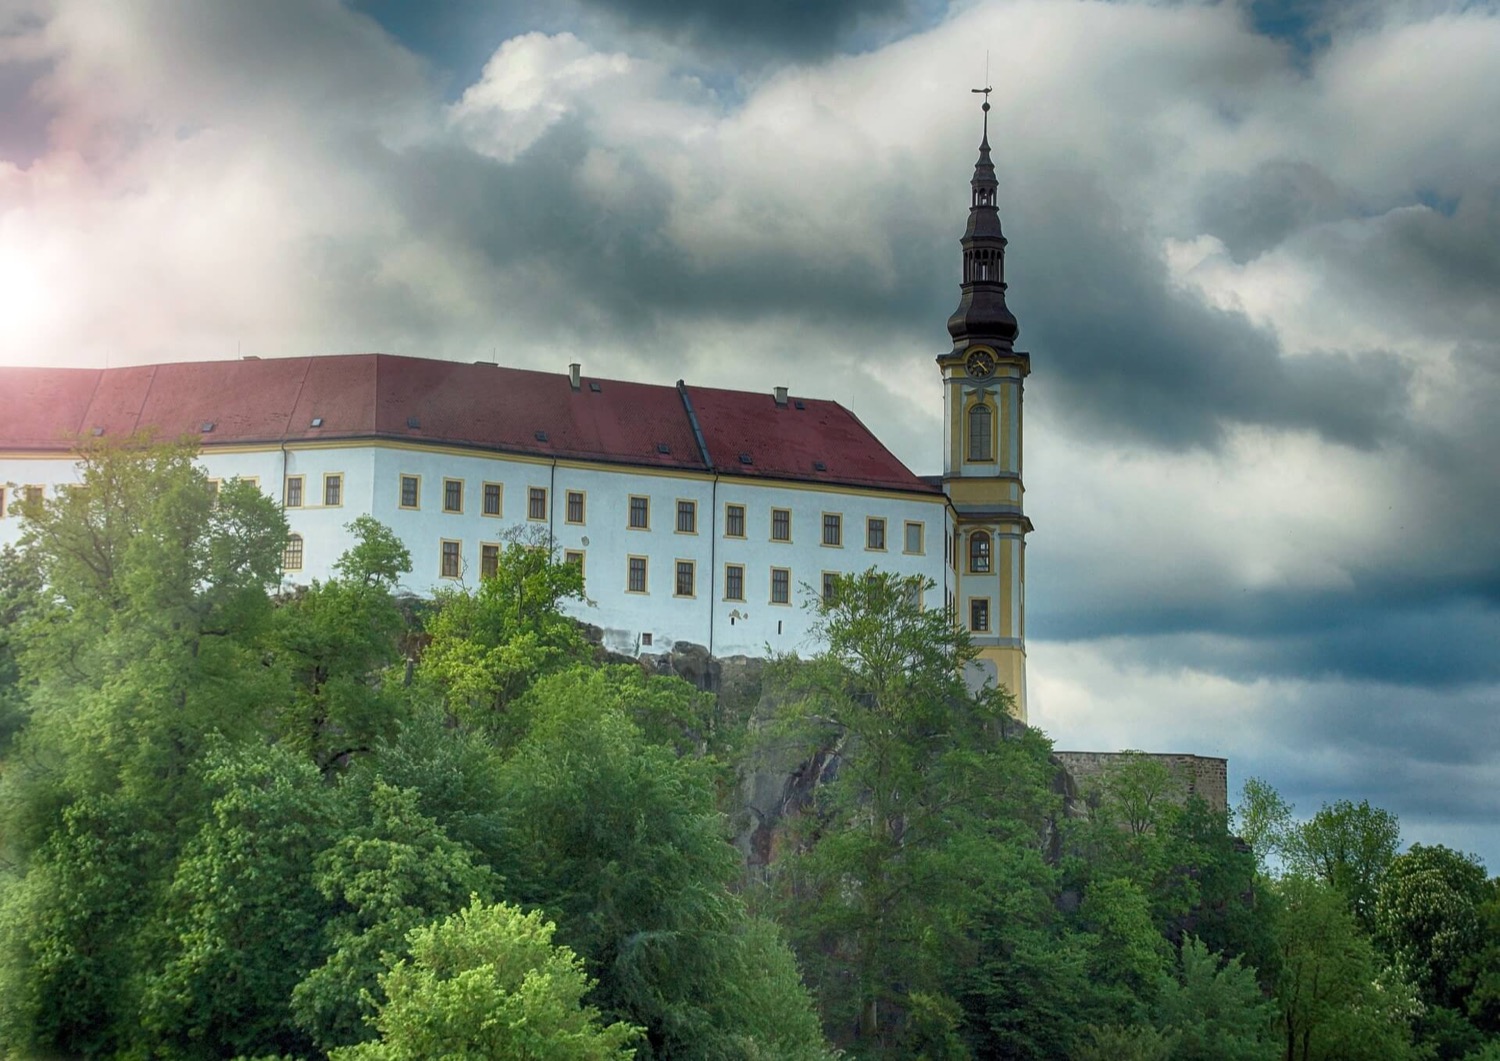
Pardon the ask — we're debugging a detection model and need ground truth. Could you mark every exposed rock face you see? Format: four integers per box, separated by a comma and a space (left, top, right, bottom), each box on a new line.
572, 632, 1225, 873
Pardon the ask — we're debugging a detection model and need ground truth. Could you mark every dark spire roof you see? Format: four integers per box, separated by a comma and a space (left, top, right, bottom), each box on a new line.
946, 95, 1020, 351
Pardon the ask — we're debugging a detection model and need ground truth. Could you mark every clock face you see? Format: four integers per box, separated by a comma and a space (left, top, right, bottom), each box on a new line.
965, 350, 996, 378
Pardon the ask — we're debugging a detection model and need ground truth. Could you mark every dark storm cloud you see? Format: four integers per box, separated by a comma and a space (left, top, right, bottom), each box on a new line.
1037, 592, 1500, 688
382, 113, 949, 349
1193, 159, 1352, 263
0, 59, 51, 166
1302, 188, 1500, 348
1010, 168, 1412, 450
573, 0, 913, 56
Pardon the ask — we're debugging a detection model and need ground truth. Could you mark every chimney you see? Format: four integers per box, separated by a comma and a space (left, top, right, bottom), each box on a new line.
569, 363, 582, 390
773, 386, 789, 407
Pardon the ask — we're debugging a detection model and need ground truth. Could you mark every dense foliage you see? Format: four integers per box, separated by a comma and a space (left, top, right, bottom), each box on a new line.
0, 438, 1494, 1060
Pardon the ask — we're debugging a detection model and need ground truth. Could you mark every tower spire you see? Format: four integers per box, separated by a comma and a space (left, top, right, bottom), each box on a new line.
946, 89, 1019, 351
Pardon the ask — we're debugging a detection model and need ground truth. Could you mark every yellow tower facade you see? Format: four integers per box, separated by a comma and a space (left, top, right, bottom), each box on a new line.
940, 97, 1031, 719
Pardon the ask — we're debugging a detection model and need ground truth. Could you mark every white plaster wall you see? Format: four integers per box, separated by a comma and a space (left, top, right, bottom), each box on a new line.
1, 445, 951, 660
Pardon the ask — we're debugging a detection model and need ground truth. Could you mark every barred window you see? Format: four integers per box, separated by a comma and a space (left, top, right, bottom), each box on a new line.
969, 531, 991, 574
771, 508, 791, 542
771, 568, 790, 604
285, 476, 304, 508
725, 564, 745, 601
441, 540, 461, 578
483, 483, 502, 516
566, 491, 585, 524
528, 487, 547, 521
675, 560, 695, 597
323, 474, 343, 507
676, 500, 697, 534
283, 533, 304, 571
822, 513, 842, 547
481, 543, 499, 580
628, 556, 647, 593
726, 504, 746, 538
629, 495, 650, 529
970, 599, 990, 632
401, 475, 420, 509
867, 517, 886, 550
821, 572, 838, 603
443, 478, 463, 513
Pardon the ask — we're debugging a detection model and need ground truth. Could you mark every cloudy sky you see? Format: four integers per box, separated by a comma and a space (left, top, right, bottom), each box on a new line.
3, 0, 1497, 866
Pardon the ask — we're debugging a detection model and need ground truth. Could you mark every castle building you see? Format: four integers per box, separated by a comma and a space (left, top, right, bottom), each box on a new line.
0, 108, 1032, 717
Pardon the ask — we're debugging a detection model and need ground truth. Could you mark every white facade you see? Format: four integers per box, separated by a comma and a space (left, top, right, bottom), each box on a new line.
1, 440, 954, 659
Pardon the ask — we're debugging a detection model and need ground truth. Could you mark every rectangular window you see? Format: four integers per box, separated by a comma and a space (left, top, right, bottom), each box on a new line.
323, 473, 343, 507
725, 503, 746, 538
477, 543, 498, 580
770, 567, 790, 605
627, 556, 648, 593
566, 491, 585, 524
771, 508, 791, 542
970, 598, 990, 633
441, 540, 461, 579
867, 517, 886, 550
443, 478, 463, 513
564, 550, 585, 586
282, 534, 304, 571
822, 513, 842, 547
904, 521, 924, 554
724, 564, 745, 601
528, 487, 547, 521
400, 475, 420, 509
285, 475, 304, 508
629, 495, 650, 529
25, 485, 42, 506
206, 479, 221, 504
676, 500, 697, 534
821, 572, 838, 603
483, 482, 503, 517
675, 560, 696, 597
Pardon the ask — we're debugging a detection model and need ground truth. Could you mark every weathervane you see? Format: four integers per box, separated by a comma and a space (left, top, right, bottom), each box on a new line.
972, 51, 992, 139
971, 84, 992, 141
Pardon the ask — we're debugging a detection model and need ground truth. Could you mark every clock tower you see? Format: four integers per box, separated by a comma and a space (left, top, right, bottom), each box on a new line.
940, 93, 1031, 719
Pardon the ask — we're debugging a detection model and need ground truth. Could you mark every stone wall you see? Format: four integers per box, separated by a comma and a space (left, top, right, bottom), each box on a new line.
1052, 750, 1229, 814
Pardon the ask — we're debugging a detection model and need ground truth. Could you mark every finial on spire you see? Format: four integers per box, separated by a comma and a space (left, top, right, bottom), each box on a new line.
970, 84, 992, 144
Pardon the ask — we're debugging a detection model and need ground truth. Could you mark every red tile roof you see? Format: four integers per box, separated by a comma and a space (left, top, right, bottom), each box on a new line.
0, 354, 938, 494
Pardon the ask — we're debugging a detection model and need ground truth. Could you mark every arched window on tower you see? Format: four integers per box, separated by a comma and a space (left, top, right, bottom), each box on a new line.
968, 402, 993, 461
969, 531, 991, 573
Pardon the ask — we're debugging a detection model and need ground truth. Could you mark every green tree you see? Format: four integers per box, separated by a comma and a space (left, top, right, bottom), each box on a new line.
271, 516, 414, 772
1234, 777, 1295, 875
1375, 844, 1489, 1011
329, 897, 641, 1061
139, 742, 339, 1059
0, 543, 41, 755
494, 666, 831, 1060
770, 569, 1058, 1055
419, 532, 588, 730
1273, 876, 1419, 1061
2, 437, 288, 851
1285, 799, 1400, 932
0, 792, 163, 1057
1154, 937, 1277, 1061
292, 782, 501, 1052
